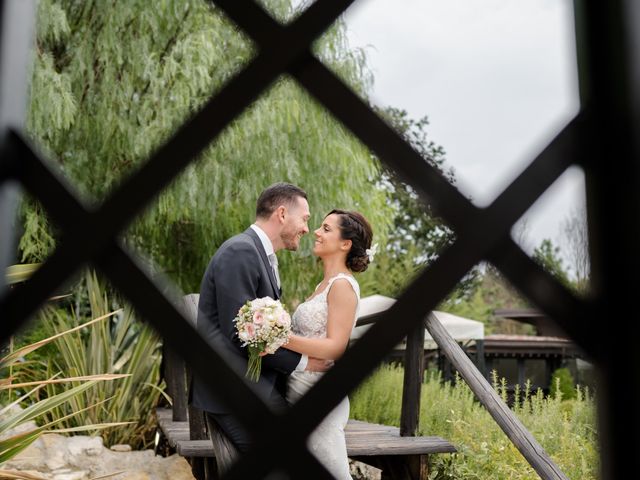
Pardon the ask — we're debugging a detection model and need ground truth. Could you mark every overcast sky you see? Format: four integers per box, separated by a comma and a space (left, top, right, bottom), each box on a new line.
342, 0, 585, 258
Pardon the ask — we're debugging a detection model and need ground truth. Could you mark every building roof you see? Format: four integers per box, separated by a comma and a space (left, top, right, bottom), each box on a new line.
493, 308, 569, 338
474, 334, 583, 358
352, 295, 484, 346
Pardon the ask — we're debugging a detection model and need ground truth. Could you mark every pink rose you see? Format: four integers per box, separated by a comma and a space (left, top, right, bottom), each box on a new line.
277, 312, 290, 327
245, 323, 256, 339
253, 310, 264, 325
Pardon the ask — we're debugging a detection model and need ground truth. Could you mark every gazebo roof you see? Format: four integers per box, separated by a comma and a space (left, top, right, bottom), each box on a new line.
493, 308, 569, 338
352, 295, 484, 345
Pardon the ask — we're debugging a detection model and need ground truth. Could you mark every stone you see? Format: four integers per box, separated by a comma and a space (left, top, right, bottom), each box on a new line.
110, 444, 133, 452
117, 472, 151, 480
0, 404, 38, 440
161, 455, 195, 480
0, 470, 47, 480
66, 435, 103, 457
45, 452, 68, 471
0, 429, 196, 480
349, 459, 382, 480
52, 469, 89, 480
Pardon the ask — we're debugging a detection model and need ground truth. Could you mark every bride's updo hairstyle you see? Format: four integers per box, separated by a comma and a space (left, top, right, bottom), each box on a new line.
329, 209, 373, 273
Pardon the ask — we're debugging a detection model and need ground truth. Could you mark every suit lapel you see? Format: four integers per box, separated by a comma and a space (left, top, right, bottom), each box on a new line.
244, 228, 281, 299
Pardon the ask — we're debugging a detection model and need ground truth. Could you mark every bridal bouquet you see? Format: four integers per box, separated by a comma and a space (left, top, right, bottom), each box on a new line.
234, 297, 292, 382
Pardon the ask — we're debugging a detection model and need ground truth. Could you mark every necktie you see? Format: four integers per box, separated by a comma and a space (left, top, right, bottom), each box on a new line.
268, 253, 281, 289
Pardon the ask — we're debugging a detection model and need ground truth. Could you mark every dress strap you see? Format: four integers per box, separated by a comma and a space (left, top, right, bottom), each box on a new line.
327, 273, 360, 299
326, 274, 361, 324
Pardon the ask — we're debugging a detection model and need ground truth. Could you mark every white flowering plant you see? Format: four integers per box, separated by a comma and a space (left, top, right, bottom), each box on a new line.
234, 297, 292, 382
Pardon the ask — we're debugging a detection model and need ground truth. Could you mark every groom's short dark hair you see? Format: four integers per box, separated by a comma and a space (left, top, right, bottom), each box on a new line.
256, 183, 307, 219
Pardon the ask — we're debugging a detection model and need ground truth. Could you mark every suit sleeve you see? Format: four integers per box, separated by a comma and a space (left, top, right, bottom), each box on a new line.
214, 241, 301, 375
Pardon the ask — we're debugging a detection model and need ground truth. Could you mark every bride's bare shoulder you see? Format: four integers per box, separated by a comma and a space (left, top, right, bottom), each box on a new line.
326, 277, 358, 305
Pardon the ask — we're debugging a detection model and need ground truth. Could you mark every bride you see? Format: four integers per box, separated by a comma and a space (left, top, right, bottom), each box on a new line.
279, 209, 374, 479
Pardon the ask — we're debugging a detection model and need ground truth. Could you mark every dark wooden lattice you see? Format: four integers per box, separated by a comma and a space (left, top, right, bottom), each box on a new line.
1, 1, 638, 478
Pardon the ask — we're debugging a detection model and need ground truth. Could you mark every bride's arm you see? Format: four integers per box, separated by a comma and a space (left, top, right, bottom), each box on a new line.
284, 279, 357, 361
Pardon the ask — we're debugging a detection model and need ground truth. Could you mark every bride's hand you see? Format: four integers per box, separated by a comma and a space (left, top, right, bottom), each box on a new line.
306, 357, 334, 372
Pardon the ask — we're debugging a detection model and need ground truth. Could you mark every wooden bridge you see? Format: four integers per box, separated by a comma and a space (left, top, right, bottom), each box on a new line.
156, 409, 455, 479
156, 294, 456, 479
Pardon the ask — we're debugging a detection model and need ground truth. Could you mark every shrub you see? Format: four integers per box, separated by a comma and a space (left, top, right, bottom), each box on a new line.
1, 312, 129, 465
20, 271, 165, 449
550, 367, 576, 401
350, 364, 597, 479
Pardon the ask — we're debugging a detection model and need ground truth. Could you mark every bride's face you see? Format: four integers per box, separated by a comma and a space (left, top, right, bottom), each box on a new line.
313, 214, 350, 257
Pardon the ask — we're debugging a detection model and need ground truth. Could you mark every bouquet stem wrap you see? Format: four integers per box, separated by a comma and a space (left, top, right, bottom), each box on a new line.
234, 297, 292, 382
247, 345, 263, 382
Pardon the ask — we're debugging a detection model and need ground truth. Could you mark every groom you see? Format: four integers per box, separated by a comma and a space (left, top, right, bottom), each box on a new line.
190, 182, 329, 454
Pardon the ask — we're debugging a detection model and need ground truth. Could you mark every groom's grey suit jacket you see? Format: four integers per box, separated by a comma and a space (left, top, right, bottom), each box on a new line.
189, 227, 302, 414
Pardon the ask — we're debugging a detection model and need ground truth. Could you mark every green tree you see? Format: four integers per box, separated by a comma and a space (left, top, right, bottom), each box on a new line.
375, 107, 454, 263
444, 265, 532, 334
533, 239, 572, 289
372, 106, 480, 299
23, 0, 391, 303
561, 206, 590, 292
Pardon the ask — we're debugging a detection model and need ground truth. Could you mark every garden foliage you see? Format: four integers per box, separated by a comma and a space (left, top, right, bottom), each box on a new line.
18, 272, 164, 449
24, 0, 390, 303
350, 364, 597, 479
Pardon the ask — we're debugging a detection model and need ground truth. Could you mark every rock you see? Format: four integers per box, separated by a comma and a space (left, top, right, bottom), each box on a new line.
0, 404, 38, 440
12, 435, 56, 471
0, 470, 47, 480
110, 444, 133, 452
42, 435, 67, 471
1, 432, 195, 480
118, 473, 151, 480
66, 436, 103, 457
161, 455, 194, 480
46, 453, 68, 472
349, 459, 382, 480
52, 469, 89, 480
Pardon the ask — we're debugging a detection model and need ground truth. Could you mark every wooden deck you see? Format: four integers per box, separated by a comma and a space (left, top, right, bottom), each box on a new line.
156, 408, 456, 478
156, 408, 456, 459
156, 408, 456, 457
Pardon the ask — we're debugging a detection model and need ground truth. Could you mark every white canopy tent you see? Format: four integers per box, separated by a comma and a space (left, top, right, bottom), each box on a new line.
352, 294, 484, 348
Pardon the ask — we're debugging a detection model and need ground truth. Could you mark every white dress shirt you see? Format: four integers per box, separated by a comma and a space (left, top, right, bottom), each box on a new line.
250, 224, 307, 372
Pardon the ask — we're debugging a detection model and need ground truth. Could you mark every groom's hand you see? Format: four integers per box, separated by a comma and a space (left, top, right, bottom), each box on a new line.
305, 357, 334, 372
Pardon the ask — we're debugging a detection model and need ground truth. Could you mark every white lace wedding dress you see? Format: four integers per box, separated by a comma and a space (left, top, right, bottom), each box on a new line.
286, 273, 360, 480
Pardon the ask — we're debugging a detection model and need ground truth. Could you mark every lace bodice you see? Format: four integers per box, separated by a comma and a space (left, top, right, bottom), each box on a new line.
291, 273, 360, 339
287, 273, 358, 479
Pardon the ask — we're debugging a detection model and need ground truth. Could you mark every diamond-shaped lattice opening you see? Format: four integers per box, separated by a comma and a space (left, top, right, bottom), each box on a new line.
29, 0, 255, 203
511, 165, 590, 297
3, 0, 599, 478
343, 0, 579, 208
8, 190, 58, 284
122, 75, 389, 299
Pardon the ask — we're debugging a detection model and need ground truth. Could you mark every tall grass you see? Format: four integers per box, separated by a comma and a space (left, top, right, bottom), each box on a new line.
23, 272, 165, 449
350, 364, 598, 479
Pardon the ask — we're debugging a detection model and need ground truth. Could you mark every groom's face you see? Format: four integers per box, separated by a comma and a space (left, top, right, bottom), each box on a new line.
280, 196, 310, 251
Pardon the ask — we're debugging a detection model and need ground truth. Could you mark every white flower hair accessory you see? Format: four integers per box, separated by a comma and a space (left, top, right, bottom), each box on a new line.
365, 243, 378, 262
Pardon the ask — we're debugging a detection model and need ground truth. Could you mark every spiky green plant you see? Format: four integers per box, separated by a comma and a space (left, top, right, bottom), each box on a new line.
26, 271, 165, 449
0, 311, 131, 468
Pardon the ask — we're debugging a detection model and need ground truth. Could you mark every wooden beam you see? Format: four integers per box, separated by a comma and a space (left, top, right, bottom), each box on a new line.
425, 312, 569, 480
163, 345, 188, 422
400, 321, 425, 436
